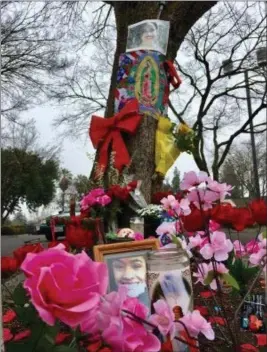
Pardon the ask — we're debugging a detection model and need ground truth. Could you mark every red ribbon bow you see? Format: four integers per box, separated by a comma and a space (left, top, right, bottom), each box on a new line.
164, 60, 182, 89
89, 99, 142, 174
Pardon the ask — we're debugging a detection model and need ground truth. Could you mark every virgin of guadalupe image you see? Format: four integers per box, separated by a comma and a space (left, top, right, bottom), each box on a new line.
151, 272, 194, 352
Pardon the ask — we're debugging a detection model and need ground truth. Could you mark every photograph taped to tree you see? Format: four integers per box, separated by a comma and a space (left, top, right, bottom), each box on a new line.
93, 239, 159, 309
126, 20, 170, 55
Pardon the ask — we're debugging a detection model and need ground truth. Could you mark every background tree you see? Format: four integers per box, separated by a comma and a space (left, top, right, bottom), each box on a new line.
170, 167, 181, 193
171, 1, 266, 180
1, 1, 71, 123
220, 135, 267, 198
1, 148, 59, 223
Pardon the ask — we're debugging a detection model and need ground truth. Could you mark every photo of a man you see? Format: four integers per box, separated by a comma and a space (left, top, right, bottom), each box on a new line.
106, 251, 150, 308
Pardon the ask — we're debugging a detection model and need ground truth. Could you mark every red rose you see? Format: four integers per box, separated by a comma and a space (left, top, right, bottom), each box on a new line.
13, 243, 44, 265
194, 305, 209, 316
181, 206, 207, 232
249, 199, 267, 226
1, 257, 18, 274
239, 344, 258, 352
65, 223, 94, 249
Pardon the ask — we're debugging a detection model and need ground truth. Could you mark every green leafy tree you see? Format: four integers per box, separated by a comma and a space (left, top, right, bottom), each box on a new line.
171, 167, 181, 193
1, 148, 59, 223
73, 174, 91, 200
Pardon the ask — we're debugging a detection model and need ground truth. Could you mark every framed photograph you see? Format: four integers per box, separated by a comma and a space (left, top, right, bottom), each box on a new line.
126, 19, 170, 55
94, 239, 159, 309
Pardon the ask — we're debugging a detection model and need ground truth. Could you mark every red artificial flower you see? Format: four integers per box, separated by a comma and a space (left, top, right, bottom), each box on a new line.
211, 203, 235, 228
208, 316, 226, 326
181, 206, 207, 232
65, 223, 94, 249
1, 257, 18, 274
48, 240, 70, 251
2, 309, 16, 323
13, 243, 44, 265
55, 332, 72, 345
13, 330, 31, 341
231, 207, 254, 232
3, 328, 13, 342
255, 334, 267, 346
152, 191, 173, 205
239, 344, 258, 352
194, 305, 209, 316
200, 291, 216, 299
249, 315, 263, 332
249, 199, 267, 226
127, 180, 138, 192
107, 185, 130, 201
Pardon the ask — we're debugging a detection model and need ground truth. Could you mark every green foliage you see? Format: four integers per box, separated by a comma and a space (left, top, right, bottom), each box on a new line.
1, 148, 59, 223
73, 174, 91, 199
221, 273, 240, 290
13, 283, 28, 306
204, 271, 215, 285
227, 258, 259, 294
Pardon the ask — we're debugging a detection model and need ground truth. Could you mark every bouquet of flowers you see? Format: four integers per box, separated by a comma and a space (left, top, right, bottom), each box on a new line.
172, 122, 196, 154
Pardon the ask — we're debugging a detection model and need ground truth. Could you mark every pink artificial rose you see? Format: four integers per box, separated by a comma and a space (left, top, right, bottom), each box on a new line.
187, 189, 218, 211
90, 188, 105, 198
233, 240, 246, 258
149, 299, 176, 338
80, 194, 96, 210
207, 180, 233, 201
96, 194, 112, 206
178, 310, 215, 340
98, 287, 161, 352
134, 233, 144, 241
249, 249, 266, 271
161, 195, 177, 210
180, 171, 210, 190
21, 244, 108, 328
200, 231, 233, 262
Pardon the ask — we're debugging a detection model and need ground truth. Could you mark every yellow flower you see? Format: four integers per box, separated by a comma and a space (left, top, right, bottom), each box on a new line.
178, 123, 192, 134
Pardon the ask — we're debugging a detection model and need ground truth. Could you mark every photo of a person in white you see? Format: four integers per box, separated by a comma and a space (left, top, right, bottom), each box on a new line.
106, 253, 150, 308
126, 20, 170, 55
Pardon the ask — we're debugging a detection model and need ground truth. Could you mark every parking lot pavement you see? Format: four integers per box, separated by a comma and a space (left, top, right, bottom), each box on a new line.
1, 234, 47, 256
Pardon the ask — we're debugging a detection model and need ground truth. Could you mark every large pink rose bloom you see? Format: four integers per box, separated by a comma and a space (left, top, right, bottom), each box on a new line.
21, 244, 108, 328
98, 287, 161, 352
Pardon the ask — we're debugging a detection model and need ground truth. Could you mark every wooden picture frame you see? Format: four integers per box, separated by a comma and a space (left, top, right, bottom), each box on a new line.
93, 239, 159, 309
94, 239, 159, 262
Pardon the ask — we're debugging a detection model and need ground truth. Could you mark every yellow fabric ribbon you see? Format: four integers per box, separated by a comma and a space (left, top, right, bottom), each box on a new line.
155, 116, 180, 176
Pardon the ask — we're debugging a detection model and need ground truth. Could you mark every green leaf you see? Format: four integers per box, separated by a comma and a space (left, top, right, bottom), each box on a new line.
222, 273, 240, 290
172, 236, 181, 248
261, 230, 266, 239
14, 304, 39, 324
204, 271, 215, 285
13, 283, 28, 306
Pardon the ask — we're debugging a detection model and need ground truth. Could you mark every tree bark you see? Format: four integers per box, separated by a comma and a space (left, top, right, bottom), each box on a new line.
104, 1, 217, 202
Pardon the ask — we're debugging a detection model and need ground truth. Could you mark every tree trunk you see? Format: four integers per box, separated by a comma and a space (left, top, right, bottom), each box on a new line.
104, 1, 216, 202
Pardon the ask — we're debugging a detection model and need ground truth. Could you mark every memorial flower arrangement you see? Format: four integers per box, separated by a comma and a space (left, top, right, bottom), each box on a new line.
2, 171, 267, 352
